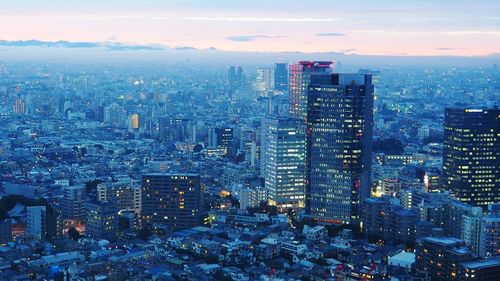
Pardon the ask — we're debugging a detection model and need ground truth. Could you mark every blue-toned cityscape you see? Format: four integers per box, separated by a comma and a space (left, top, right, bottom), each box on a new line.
0, 1, 499, 281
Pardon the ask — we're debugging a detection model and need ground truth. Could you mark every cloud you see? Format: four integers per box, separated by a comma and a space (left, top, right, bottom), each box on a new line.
183, 17, 341, 22
339, 48, 357, 53
106, 35, 119, 42
353, 30, 500, 37
316, 32, 347, 37
0, 39, 165, 51
174, 46, 198, 50
436, 47, 465, 51
226, 35, 286, 42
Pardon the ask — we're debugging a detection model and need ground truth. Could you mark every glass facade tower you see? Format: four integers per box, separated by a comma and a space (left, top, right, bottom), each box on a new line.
305, 74, 374, 224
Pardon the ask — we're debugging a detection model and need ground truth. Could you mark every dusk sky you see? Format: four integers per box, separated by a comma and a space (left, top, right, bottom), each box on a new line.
1, 0, 500, 56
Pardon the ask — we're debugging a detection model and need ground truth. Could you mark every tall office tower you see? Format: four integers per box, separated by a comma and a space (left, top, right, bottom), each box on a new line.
97, 105, 105, 122
306, 74, 374, 224
228, 66, 245, 89
97, 182, 141, 215
442, 108, 499, 209
255, 67, 274, 96
26, 206, 46, 240
274, 63, 288, 92
62, 186, 87, 221
141, 173, 201, 230
86, 201, 118, 240
261, 116, 307, 209
228, 66, 236, 87
289, 61, 333, 120
13, 97, 25, 114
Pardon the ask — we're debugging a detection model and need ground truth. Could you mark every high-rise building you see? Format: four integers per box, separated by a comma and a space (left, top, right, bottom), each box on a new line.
86, 200, 118, 240
462, 207, 483, 256
13, 98, 25, 114
261, 116, 306, 209
442, 108, 499, 209
141, 173, 202, 230
62, 186, 87, 221
288, 61, 333, 120
129, 113, 139, 130
228, 66, 245, 89
26, 206, 46, 240
255, 67, 274, 96
159, 116, 189, 143
208, 127, 233, 154
274, 63, 288, 92
306, 74, 374, 224
97, 182, 141, 215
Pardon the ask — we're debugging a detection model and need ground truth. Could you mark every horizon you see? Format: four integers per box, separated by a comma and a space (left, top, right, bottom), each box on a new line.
1, 0, 500, 57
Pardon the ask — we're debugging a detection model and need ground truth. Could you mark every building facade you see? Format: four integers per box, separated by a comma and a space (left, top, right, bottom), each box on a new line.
141, 173, 202, 230
442, 108, 499, 209
288, 61, 333, 120
26, 206, 46, 240
261, 116, 306, 209
86, 201, 119, 240
306, 74, 374, 224
62, 186, 87, 221
274, 63, 288, 92
97, 182, 141, 215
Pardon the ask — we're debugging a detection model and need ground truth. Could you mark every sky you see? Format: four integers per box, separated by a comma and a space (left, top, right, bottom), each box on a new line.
1, 0, 500, 56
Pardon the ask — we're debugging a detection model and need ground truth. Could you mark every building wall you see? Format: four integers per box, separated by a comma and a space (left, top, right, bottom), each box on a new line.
141, 173, 202, 230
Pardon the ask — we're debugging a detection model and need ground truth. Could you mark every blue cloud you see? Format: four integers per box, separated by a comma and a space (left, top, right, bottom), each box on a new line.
316, 32, 347, 37
226, 35, 285, 42
0, 39, 164, 51
436, 47, 465, 51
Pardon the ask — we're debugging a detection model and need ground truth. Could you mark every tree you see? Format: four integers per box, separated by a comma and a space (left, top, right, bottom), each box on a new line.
137, 227, 151, 241
85, 179, 103, 193
193, 144, 203, 153
79, 147, 87, 157
68, 227, 80, 241
373, 138, 404, 154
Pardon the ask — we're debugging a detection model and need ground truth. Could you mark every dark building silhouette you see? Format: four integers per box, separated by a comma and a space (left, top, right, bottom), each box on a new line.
274, 63, 288, 91
305, 73, 374, 224
141, 173, 202, 230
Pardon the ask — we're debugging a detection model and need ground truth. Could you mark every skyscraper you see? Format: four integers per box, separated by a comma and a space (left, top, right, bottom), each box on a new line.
62, 186, 87, 221
261, 116, 307, 209
289, 61, 333, 120
306, 74, 374, 224
141, 173, 202, 230
255, 67, 274, 96
442, 108, 499, 209
13, 97, 25, 114
274, 63, 288, 92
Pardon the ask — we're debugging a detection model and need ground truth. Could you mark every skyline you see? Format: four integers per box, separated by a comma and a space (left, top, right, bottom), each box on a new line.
1, 0, 500, 56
